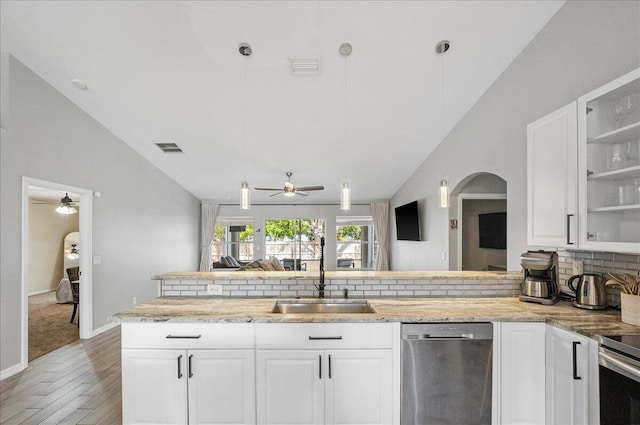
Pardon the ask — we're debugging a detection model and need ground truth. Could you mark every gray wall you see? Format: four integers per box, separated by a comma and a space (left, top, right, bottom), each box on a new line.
391, 1, 640, 271
0, 56, 201, 372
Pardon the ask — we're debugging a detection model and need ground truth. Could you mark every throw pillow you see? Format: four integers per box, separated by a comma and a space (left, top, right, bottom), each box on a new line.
227, 256, 241, 268
260, 260, 275, 271
269, 256, 285, 271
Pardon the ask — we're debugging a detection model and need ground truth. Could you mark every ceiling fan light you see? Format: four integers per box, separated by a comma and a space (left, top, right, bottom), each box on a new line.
56, 194, 78, 214
56, 204, 77, 215
341, 180, 351, 211
240, 181, 251, 210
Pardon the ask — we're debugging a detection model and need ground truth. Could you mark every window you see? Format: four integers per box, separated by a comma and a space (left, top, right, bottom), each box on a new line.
211, 217, 254, 263
336, 216, 377, 270
264, 219, 325, 271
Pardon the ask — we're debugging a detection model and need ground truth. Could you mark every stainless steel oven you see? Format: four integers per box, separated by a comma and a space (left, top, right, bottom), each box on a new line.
599, 335, 640, 425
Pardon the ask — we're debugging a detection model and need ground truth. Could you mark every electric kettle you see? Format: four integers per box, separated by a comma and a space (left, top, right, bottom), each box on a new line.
567, 273, 608, 310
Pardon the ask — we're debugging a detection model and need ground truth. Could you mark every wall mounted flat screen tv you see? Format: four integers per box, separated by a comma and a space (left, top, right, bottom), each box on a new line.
478, 212, 506, 249
395, 201, 421, 241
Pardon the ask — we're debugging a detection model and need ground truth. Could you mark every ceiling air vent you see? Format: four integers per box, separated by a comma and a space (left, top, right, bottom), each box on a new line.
289, 57, 320, 76
155, 142, 183, 153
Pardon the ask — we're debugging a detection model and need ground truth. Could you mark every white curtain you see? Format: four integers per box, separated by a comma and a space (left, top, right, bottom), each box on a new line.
199, 202, 219, 271
371, 201, 390, 271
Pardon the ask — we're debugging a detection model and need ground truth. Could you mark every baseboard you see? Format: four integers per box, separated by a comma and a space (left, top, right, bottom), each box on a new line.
0, 361, 26, 381
87, 321, 120, 339
28, 289, 55, 297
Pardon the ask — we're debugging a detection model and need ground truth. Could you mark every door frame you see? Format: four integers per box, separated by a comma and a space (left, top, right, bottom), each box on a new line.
21, 177, 94, 367
456, 193, 507, 271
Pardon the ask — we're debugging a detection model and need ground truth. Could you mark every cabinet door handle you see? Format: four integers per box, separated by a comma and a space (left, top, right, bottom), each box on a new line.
572, 341, 582, 380
319, 355, 322, 379
566, 214, 574, 245
309, 336, 342, 340
328, 354, 332, 379
166, 335, 202, 339
177, 355, 183, 379
188, 354, 194, 378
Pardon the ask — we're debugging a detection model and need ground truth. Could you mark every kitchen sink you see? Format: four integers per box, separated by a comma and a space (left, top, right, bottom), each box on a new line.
272, 299, 375, 314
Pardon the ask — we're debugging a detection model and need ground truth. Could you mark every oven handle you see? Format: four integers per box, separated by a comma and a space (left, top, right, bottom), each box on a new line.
599, 348, 640, 383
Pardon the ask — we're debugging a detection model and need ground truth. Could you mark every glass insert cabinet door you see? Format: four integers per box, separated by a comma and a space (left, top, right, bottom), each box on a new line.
578, 68, 640, 253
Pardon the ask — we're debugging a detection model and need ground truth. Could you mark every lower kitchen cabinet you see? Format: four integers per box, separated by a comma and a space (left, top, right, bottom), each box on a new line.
495, 322, 546, 425
121, 323, 256, 425
255, 349, 393, 425
545, 325, 598, 425
255, 322, 398, 425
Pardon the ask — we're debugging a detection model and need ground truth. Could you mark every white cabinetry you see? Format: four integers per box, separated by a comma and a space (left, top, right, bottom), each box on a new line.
527, 102, 578, 247
545, 325, 599, 425
577, 68, 640, 253
495, 322, 546, 425
526, 68, 640, 253
255, 323, 398, 425
121, 323, 255, 425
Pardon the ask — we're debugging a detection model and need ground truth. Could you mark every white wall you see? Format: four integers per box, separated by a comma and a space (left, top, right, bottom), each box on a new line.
28, 201, 79, 294
390, 0, 640, 271
0, 55, 201, 373
216, 203, 374, 271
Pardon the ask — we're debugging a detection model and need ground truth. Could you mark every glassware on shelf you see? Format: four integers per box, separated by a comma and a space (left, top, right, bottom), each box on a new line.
606, 142, 628, 170
617, 93, 640, 127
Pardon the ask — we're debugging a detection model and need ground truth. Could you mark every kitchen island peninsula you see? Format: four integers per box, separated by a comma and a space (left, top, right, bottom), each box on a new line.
114, 294, 638, 425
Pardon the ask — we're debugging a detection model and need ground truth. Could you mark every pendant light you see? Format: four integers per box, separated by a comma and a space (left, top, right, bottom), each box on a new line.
55, 193, 78, 215
439, 179, 450, 209
436, 40, 450, 209
340, 43, 352, 210
239, 42, 251, 210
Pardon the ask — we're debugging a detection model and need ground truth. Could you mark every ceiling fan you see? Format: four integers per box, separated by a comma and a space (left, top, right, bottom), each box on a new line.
255, 172, 324, 197
31, 193, 79, 205
31, 192, 79, 214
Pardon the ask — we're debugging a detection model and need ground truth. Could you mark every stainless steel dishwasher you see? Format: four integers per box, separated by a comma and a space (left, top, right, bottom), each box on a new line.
401, 323, 493, 425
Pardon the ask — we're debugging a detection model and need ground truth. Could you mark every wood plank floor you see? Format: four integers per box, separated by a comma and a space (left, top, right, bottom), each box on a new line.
0, 326, 122, 424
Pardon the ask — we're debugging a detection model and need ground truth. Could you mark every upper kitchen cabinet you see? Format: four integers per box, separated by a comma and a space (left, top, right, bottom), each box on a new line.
578, 68, 640, 253
527, 102, 578, 247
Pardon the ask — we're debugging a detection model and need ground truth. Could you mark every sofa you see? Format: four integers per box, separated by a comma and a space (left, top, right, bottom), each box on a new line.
211, 256, 285, 271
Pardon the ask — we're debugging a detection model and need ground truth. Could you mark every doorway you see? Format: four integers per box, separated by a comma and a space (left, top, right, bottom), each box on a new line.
28, 190, 80, 360
449, 173, 507, 271
21, 177, 93, 367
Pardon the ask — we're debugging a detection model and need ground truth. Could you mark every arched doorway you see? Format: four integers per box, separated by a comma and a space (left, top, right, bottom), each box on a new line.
448, 173, 507, 271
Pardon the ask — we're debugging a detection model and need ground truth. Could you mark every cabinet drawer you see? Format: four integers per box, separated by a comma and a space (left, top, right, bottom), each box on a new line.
255, 323, 394, 349
121, 322, 254, 349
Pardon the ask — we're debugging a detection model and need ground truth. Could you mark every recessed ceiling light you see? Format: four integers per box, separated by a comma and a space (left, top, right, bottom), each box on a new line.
155, 142, 183, 153
71, 78, 87, 90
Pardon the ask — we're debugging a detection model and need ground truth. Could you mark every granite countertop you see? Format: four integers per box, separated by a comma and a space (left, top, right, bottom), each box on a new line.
153, 270, 522, 280
112, 297, 640, 340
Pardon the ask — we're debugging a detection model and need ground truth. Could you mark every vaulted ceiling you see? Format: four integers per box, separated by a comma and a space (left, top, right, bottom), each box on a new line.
1, 1, 564, 204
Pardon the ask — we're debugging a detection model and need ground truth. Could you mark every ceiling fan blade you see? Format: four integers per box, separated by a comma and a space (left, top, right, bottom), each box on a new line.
296, 185, 324, 191
255, 187, 281, 191
269, 192, 283, 197
296, 191, 309, 196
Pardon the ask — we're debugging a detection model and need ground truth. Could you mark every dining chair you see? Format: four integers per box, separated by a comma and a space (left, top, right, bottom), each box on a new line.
66, 267, 80, 327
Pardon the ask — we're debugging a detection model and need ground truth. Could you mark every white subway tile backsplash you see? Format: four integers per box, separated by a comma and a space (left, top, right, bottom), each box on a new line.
160, 275, 524, 299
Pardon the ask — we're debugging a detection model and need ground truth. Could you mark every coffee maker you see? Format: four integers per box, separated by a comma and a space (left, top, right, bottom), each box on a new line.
519, 250, 559, 305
